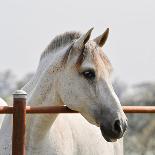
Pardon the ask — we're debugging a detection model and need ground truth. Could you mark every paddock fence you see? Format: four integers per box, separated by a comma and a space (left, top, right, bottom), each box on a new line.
0, 90, 155, 155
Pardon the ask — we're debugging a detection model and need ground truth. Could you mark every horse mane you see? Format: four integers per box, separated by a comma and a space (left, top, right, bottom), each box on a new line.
40, 31, 81, 60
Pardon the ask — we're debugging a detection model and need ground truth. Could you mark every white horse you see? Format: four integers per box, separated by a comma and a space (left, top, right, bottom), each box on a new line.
0, 28, 127, 155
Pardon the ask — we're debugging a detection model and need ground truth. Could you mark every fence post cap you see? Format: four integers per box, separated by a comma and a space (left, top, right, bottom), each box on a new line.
13, 90, 27, 99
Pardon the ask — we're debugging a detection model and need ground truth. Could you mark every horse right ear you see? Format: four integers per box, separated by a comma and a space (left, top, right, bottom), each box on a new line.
94, 28, 109, 47
74, 28, 94, 49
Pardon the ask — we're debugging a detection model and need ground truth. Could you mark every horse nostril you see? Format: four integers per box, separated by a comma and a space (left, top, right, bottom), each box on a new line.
113, 120, 122, 134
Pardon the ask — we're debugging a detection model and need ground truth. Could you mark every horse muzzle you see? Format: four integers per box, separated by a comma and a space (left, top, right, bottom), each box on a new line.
100, 118, 128, 142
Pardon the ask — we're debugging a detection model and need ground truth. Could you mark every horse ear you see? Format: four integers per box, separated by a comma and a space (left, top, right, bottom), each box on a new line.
94, 28, 109, 47
74, 28, 94, 49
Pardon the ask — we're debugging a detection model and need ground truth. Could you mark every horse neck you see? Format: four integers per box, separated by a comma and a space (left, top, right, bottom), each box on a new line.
22, 56, 53, 104
23, 48, 67, 146
23, 48, 66, 106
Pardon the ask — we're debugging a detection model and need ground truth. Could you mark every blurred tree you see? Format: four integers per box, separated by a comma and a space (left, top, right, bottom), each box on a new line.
122, 82, 155, 155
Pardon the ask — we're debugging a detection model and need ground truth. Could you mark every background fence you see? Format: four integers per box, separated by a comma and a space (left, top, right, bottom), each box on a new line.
0, 90, 155, 155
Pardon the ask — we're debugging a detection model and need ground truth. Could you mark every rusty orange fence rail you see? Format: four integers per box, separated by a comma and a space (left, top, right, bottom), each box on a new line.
0, 90, 155, 155
1, 105, 155, 114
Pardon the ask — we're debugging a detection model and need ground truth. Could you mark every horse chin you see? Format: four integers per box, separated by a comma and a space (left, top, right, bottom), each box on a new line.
104, 136, 117, 142
100, 126, 118, 142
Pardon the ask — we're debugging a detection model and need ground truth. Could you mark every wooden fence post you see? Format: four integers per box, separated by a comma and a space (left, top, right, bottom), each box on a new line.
12, 90, 27, 155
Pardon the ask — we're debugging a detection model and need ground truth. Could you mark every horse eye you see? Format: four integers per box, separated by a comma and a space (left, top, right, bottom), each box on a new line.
82, 70, 96, 80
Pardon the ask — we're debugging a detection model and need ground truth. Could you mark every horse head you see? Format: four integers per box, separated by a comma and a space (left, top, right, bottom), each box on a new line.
57, 28, 127, 142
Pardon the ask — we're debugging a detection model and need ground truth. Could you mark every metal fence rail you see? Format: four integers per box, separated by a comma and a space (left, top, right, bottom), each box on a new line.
0, 90, 155, 155
1, 105, 155, 114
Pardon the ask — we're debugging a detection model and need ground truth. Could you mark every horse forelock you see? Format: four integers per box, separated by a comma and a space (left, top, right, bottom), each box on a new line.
61, 40, 112, 75
75, 42, 112, 75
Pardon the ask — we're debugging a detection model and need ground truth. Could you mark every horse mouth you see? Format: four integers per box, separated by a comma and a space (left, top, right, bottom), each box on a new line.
100, 128, 118, 142
100, 124, 120, 142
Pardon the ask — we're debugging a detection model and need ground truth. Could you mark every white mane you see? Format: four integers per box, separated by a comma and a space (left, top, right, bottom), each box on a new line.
23, 31, 82, 96
40, 31, 81, 60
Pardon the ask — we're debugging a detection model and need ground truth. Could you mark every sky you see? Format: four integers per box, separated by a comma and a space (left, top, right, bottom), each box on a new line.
0, 0, 155, 85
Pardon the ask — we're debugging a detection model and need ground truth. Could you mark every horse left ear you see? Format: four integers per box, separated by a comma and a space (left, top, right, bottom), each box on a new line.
94, 28, 109, 47
74, 28, 94, 49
